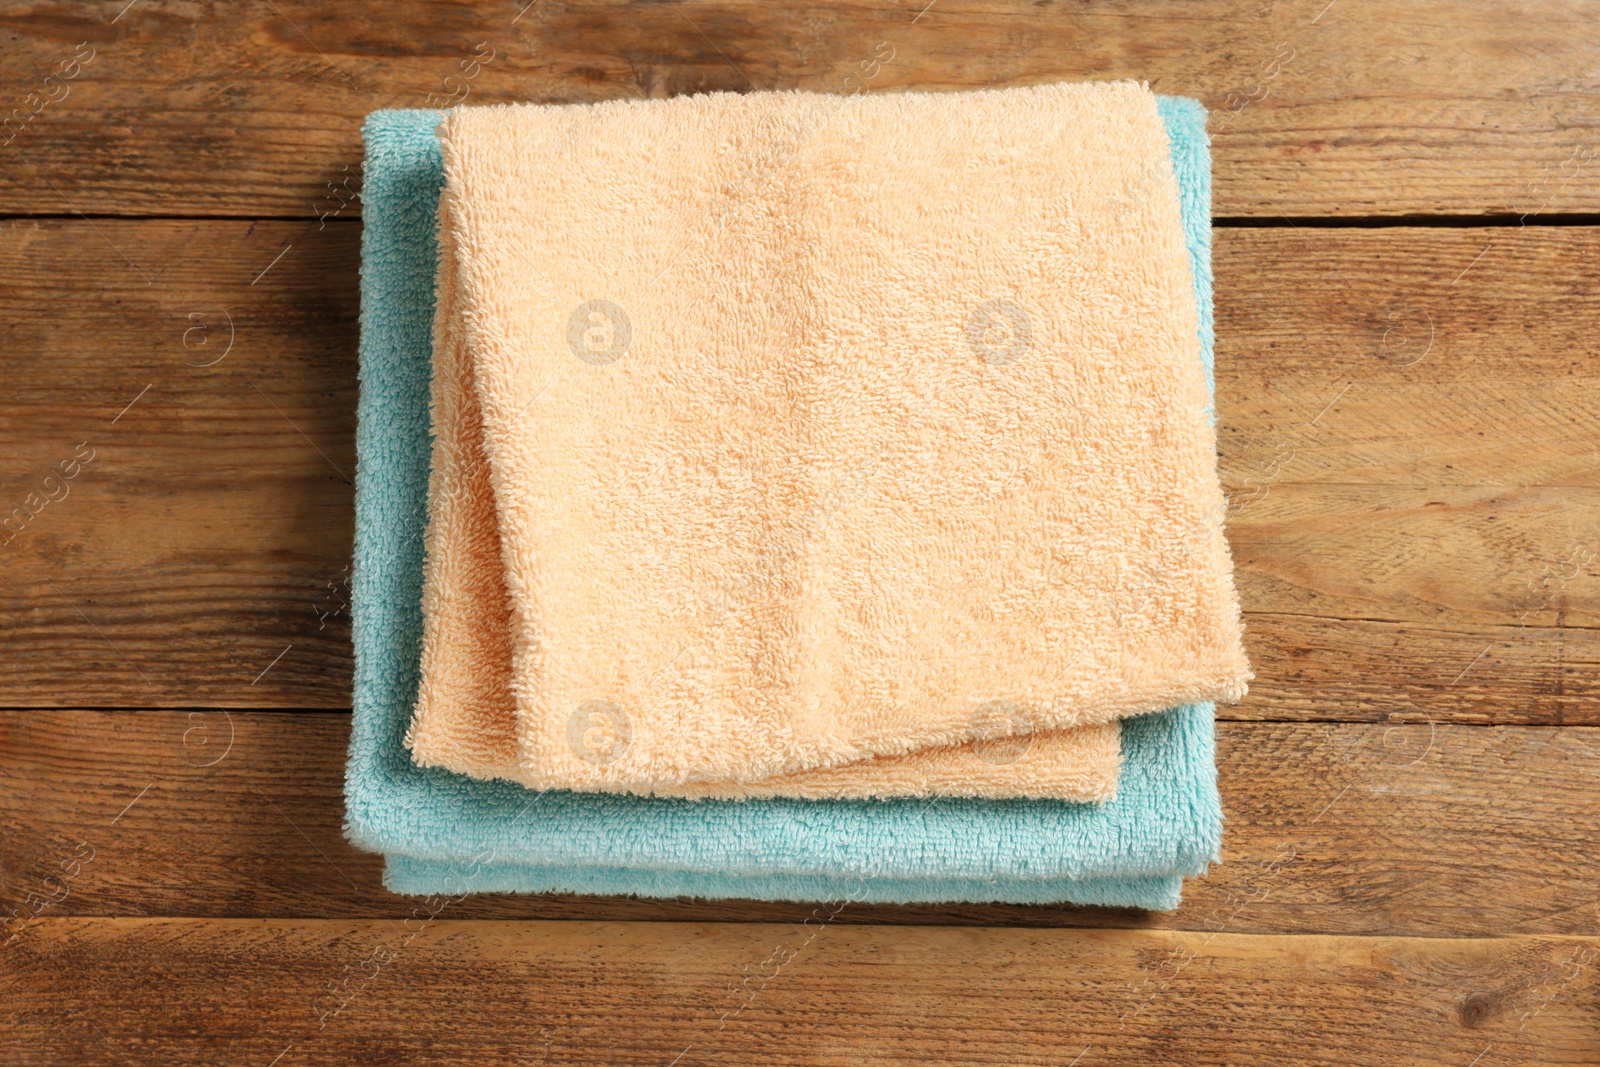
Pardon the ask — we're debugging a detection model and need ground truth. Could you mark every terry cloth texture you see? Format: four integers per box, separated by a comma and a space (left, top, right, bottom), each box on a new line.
346, 94, 1221, 910
411, 79, 1249, 797
411, 161, 1119, 801
385, 854, 1188, 910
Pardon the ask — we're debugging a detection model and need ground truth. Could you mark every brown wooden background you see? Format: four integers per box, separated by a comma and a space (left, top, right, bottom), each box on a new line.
2, 1, 1598, 1063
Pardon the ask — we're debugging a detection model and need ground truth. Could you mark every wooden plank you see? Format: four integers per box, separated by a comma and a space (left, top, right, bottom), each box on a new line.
1, 0, 1597, 217
3, 916, 1596, 1065
2, 221, 1595, 717
3, 710, 1598, 938
0, 218, 358, 708
1216, 223, 1600, 720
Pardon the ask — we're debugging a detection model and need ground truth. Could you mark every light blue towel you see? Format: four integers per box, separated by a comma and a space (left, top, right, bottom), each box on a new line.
384, 856, 1192, 909
348, 96, 1219, 910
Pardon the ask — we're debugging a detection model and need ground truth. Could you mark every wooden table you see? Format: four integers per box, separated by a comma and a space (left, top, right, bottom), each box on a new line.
2, 2, 1597, 1063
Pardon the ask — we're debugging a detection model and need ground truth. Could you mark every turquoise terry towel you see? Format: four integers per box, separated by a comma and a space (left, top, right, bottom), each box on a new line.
346, 96, 1220, 909
384, 856, 1191, 909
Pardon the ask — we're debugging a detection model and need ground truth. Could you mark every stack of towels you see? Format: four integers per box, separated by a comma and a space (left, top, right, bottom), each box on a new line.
346, 80, 1250, 910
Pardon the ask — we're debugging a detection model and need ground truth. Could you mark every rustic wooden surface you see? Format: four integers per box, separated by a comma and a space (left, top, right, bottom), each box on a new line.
2, 711, 1596, 938
2, 0, 1598, 218
2, 0, 1598, 1062
7, 919, 1598, 1065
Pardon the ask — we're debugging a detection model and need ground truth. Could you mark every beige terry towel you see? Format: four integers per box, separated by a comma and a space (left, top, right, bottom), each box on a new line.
409, 80, 1249, 797
409, 227, 1120, 799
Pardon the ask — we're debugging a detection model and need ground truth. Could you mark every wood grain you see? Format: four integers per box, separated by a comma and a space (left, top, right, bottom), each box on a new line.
4, 917, 1597, 1065
3, 710, 1598, 938
2, 2, 1596, 1060
2, 221, 1595, 717
0, 218, 359, 708
1216, 223, 1600, 720
1, 0, 1597, 218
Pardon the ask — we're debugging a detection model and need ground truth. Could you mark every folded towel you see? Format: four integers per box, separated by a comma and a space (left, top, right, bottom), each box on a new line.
408, 134, 1120, 801
409, 81, 1248, 798
346, 94, 1222, 909
385, 854, 1188, 910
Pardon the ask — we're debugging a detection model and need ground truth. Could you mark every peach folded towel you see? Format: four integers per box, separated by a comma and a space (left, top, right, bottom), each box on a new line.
407, 79, 1250, 798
